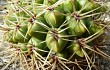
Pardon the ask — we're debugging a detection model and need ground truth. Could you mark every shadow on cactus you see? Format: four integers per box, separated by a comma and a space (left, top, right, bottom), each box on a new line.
0, 0, 110, 70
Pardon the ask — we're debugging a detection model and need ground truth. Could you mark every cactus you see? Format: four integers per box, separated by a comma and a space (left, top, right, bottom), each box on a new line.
1, 0, 110, 70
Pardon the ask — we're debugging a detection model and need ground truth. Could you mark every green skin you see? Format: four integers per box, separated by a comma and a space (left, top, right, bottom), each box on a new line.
16, 11, 30, 18
44, 7, 65, 28
46, 29, 68, 53
43, 0, 58, 5
86, 20, 104, 35
5, 11, 30, 26
28, 22, 47, 40
36, 0, 44, 4
68, 17, 86, 37
28, 37, 48, 56
57, 51, 68, 58
18, 43, 28, 52
5, 30, 17, 43
13, 24, 31, 43
5, 15, 17, 26
18, 0, 32, 7
5, 16, 17, 22
28, 12, 47, 40
62, 0, 73, 13
94, 3, 107, 13
76, 0, 96, 13
76, 0, 107, 13
19, 0, 43, 7
68, 41, 84, 57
